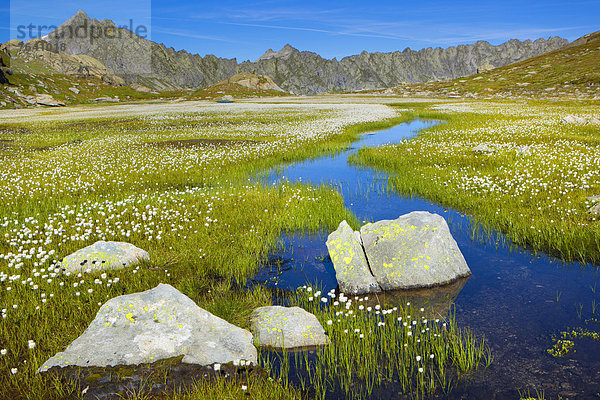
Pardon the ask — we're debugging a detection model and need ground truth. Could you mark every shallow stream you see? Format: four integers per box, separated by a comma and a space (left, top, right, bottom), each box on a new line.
253, 120, 600, 399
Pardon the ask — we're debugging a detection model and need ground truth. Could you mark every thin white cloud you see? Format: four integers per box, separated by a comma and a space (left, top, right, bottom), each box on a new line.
152, 27, 248, 44
218, 21, 413, 40
429, 25, 598, 44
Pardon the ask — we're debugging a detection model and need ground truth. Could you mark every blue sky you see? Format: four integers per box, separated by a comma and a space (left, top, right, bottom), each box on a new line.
2, 0, 598, 61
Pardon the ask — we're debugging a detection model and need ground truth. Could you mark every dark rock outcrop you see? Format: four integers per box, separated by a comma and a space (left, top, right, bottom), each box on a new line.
0, 48, 10, 84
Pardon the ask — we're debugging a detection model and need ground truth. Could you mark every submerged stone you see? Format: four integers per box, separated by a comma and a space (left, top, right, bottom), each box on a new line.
43, 356, 266, 400
59, 240, 150, 273
38, 284, 257, 372
360, 211, 471, 290
326, 220, 381, 294
250, 306, 328, 349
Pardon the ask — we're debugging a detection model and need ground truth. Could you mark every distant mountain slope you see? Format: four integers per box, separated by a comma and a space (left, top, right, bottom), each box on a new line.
0, 39, 170, 109
241, 38, 569, 94
44, 11, 238, 90
43, 11, 569, 95
396, 30, 600, 98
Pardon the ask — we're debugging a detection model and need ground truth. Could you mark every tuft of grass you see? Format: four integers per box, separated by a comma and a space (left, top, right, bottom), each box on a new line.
259, 287, 491, 399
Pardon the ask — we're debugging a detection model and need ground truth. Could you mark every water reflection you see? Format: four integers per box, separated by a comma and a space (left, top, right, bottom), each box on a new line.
252, 120, 600, 399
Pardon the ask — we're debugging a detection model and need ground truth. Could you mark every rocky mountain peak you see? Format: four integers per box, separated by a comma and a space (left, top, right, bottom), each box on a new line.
257, 44, 299, 61
56, 10, 94, 30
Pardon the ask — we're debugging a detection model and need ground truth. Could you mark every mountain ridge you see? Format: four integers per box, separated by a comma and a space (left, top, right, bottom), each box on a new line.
391, 29, 600, 99
9, 11, 574, 95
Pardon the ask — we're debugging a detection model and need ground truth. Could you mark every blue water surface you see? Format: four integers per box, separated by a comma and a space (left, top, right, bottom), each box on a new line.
253, 120, 600, 399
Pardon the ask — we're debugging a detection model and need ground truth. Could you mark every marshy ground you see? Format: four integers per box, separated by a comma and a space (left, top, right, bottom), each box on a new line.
0, 97, 598, 399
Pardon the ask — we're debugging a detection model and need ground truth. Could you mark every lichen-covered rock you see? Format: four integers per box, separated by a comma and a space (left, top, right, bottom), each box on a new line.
326, 220, 381, 294
250, 306, 328, 349
59, 240, 149, 273
38, 284, 257, 372
589, 202, 600, 216
360, 211, 471, 290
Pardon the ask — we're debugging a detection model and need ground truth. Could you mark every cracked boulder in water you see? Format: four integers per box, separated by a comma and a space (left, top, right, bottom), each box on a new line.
360, 211, 471, 290
38, 284, 257, 372
326, 220, 381, 295
250, 306, 328, 349
59, 240, 150, 273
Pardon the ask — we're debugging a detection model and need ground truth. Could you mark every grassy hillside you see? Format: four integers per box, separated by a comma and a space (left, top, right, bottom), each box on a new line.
0, 45, 288, 109
0, 47, 168, 109
352, 100, 600, 264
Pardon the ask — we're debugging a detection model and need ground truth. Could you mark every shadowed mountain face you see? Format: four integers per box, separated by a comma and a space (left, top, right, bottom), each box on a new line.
395, 30, 600, 98
44, 11, 569, 95
44, 10, 238, 90
0, 48, 10, 84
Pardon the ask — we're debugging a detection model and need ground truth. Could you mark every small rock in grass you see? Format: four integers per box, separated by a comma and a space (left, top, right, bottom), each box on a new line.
250, 306, 328, 349
515, 145, 531, 156
473, 144, 495, 153
59, 240, 149, 273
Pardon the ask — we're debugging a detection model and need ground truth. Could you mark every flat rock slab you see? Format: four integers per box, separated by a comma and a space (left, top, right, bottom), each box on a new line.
250, 306, 328, 349
326, 220, 381, 294
360, 211, 471, 290
38, 284, 257, 372
60, 240, 150, 273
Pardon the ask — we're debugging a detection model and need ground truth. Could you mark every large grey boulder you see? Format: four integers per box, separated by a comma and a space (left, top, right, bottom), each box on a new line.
360, 211, 471, 290
250, 306, 328, 349
60, 240, 149, 273
38, 284, 257, 372
326, 220, 381, 295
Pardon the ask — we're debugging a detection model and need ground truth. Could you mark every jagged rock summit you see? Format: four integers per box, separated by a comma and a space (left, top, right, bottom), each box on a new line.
257, 44, 300, 61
